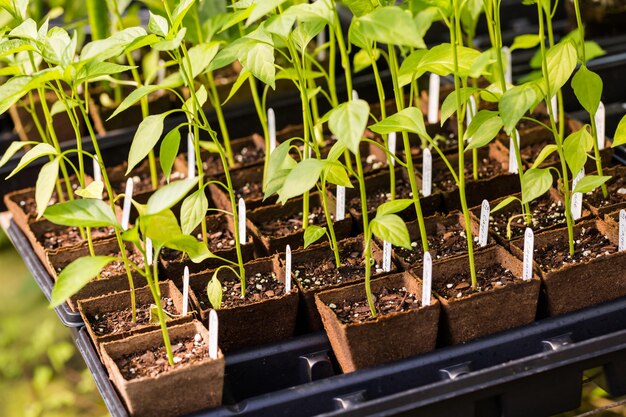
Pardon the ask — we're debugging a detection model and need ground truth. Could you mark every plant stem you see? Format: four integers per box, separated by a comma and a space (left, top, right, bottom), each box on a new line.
355, 149, 375, 317
207, 73, 236, 166
321, 179, 341, 268
146, 250, 174, 366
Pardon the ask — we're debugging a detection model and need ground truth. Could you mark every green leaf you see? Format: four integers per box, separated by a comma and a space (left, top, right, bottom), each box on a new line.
531, 144, 558, 168
153, 28, 186, 51
613, 114, 626, 147
278, 159, 325, 203
376, 199, 413, 217
186, 42, 220, 78
146, 178, 198, 215
35, 158, 59, 219
75, 180, 104, 199
239, 33, 275, 89
464, 110, 503, 150
341, 0, 374, 16
180, 188, 209, 235
563, 127, 593, 176
108, 85, 159, 120
172, 0, 194, 29
246, 0, 288, 26
499, 84, 537, 135
160, 128, 181, 182
510, 34, 540, 51
141, 209, 182, 245
81, 27, 148, 61
353, 48, 380, 73
149, 304, 173, 323
44, 199, 120, 228
6, 143, 58, 179
223, 68, 252, 105
148, 12, 168, 36
323, 164, 352, 187
573, 175, 611, 194
545, 41, 577, 97
51, 256, 118, 307
0, 141, 36, 169
127, 113, 167, 174
165, 235, 212, 263
264, 139, 297, 191
328, 100, 370, 154
398, 49, 428, 87
440, 88, 477, 125
369, 107, 426, 136
491, 196, 520, 213
521, 168, 552, 204
79, 62, 134, 82
571, 65, 602, 115
370, 214, 411, 249
584, 40, 606, 62
304, 225, 326, 248
207, 273, 223, 309
355, 6, 425, 49
415, 43, 481, 79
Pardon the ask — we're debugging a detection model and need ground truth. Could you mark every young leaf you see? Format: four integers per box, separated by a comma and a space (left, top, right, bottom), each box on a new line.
464, 111, 503, 150
186, 42, 220, 78
304, 225, 326, 248
171, 0, 194, 29
573, 175, 611, 194
370, 214, 411, 249
148, 12, 169, 37
545, 41, 577, 96
521, 168, 552, 204
149, 304, 174, 323
180, 188, 209, 235
354, 6, 425, 49
563, 127, 593, 176
160, 128, 181, 182
35, 158, 59, 219
146, 178, 197, 215
571, 65, 602, 115
75, 180, 104, 199
50, 256, 118, 307
223, 68, 252, 105
142, 209, 183, 246
323, 164, 352, 187
491, 196, 520, 213
127, 113, 167, 174
510, 34, 540, 51
440, 88, 477, 125
369, 107, 426, 136
278, 159, 325, 203
499, 84, 537, 135
6, 143, 57, 179
165, 235, 212, 263
44, 199, 120, 228
614, 114, 626, 147
207, 273, 223, 309
247, 0, 288, 26
0, 141, 36, 169
531, 144, 558, 168
376, 199, 413, 217
328, 100, 370, 154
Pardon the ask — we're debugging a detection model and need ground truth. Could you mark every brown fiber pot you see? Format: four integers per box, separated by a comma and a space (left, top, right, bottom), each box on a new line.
188, 256, 299, 352
287, 236, 394, 332
412, 245, 540, 345
315, 272, 440, 373
79, 281, 193, 355
208, 164, 277, 212
247, 192, 353, 255
510, 218, 626, 316
584, 165, 626, 216
101, 320, 224, 417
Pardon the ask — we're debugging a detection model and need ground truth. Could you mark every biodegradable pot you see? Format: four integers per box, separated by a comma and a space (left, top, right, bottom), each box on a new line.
510, 219, 626, 316
288, 236, 394, 332
101, 320, 224, 417
247, 192, 353, 255
208, 164, 277, 212
79, 281, 192, 355
584, 165, 626, 216
412, 245, 540, 345
315, 272, 440, 373
188, 256, 299, 352
160, 213, 255, 281
390, 211, 491, 271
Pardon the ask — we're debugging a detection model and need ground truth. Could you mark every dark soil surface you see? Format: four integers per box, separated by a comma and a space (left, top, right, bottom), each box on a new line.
257, 206, 330, 238
117, 333, 209, 380
347, 178, 413, 215
490, 195, 566, 241
112, 169, 184, 195
586, 176, 626, 208
534, 225, 616, 272
235, 181, 263, 201
195, 272, 286, 310
395, 220, 468, 266
519, 142, 560, 166
57, 248, 144, 278
330, 286, 421, 324
432, 156, 506, 193
199, 143, 265, 176
434, 264, 520, 299
88, 297, 178, 337
162, 226, 236, 261
40, 226, 116, 250
16, 186, 79, 222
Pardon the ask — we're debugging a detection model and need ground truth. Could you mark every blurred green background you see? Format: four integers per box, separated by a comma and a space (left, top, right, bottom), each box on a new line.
0, 227, 625, 417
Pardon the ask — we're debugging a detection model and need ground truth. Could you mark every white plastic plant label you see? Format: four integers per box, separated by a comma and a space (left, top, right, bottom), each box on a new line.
352, 90, 359, 101
551, 95, 558, 121
157, 59, 166, 84
182, 266, 190, 316
427, 73, 440, 125
388, 132, 397, 166
619, 210, 626, 252
93, 155, 101, 183
466, 96, 477, 129
478, 199, 490, 247
121, 178, 133, 231
508, 132, 519, 174
187, 131, 196, 180
523, 228, 534, 281
503, 46, 513, 84
422, 251, 432, 307
383, 241, 392, 272
238, 198, 246, 243
145, 238, 153, 266
285, 245, 292, 294
268, 107, 276, 154
336, 186, 346, 221
316, 28, 327, 62
208, 309, 219, 360
596, 101, 605, 150
422, 148, 432, 197
571, 168, 584, 221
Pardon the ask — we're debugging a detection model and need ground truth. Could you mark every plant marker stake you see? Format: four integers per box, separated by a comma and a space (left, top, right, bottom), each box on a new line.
523, 228, 534, 281
121, 178, 133, 231
503, 46, 513, 84
596, 101, 605, 150
427, 73, 440, 125
619, 209, 626, 252
422, 252, 432, 307
157, 59, 166, 84
93, 155, 102, 183
352, 89, 359, 101
551, 95, 558, 121
316, 28, 327, 62
388, 132, 397, 166
268, 107, 276, 153
238, 198, 246, 243
466, 96, 477, 129
182, 266, 190, 316
422, 148, 432, 197
285, 245, 292, 294
336, 186, 345, 221
478, 199, 490, 247
208, 309, 218, 360
508, 129, 519, 174
571, 168, 584, 221
383, 241, 392, 272
145, 238, 153, 266
187, 131, 196, 180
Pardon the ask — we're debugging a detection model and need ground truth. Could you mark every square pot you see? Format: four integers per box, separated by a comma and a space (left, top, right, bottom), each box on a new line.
101, 320, 224, 417
209, 164, 277, 212
412, 245, 540, 345
584, 165, 626, 216
188, 256, 299, 352
510, 218, 626, 316
79, 280, 193, 355
315, 272, 440, 372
